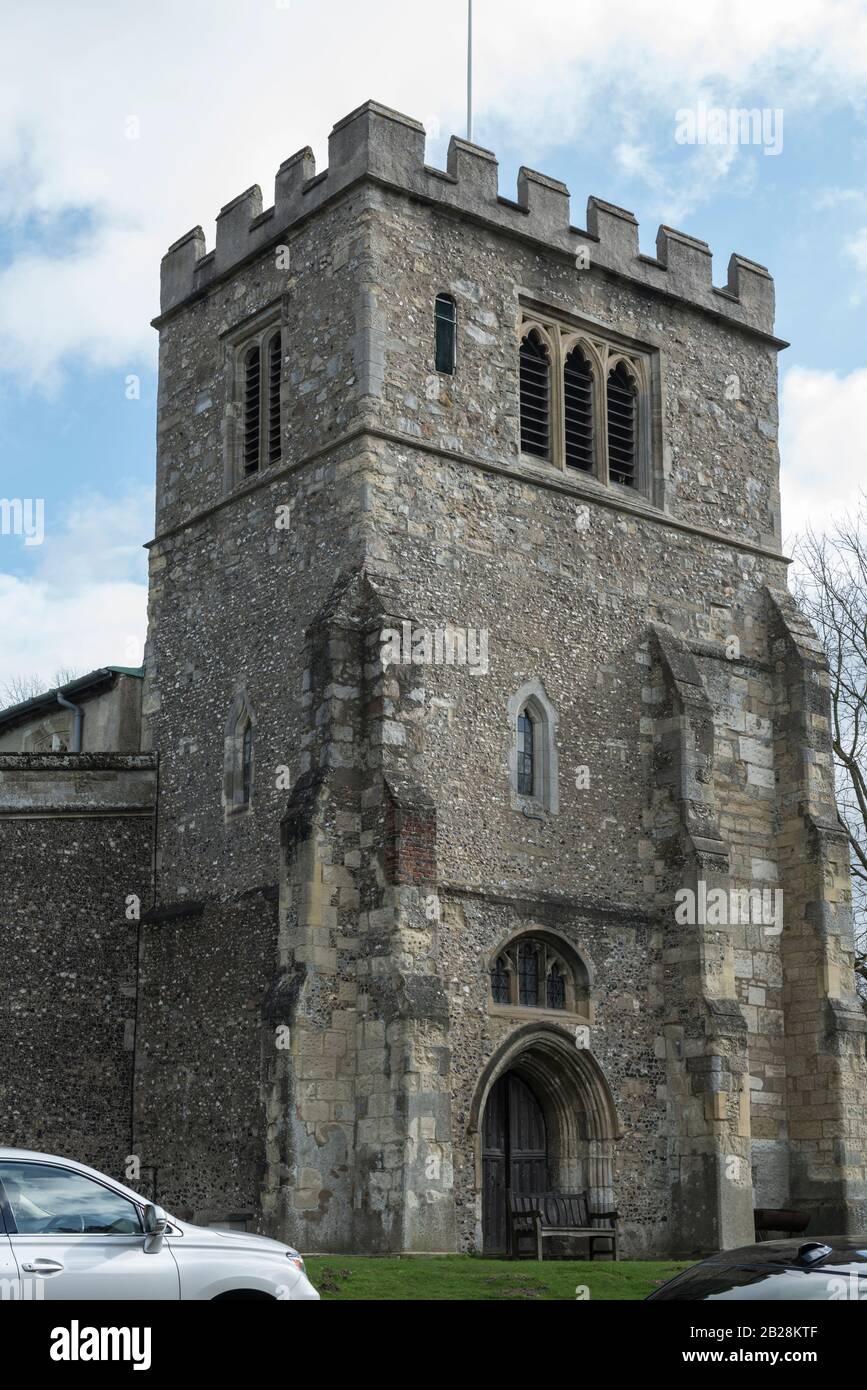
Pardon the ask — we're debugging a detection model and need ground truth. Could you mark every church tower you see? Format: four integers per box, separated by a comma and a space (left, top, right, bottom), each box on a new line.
135, 100, 867, 1254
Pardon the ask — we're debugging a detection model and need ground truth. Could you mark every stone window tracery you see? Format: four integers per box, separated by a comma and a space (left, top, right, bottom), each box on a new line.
488, 935, 585, 1014
519, 313, 653, 496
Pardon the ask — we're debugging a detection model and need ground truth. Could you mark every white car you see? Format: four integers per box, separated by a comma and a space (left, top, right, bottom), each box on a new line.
0, 1148, 319, 1301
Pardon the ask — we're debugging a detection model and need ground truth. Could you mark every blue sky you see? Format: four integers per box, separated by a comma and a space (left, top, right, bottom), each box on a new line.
1, 0, 866, 691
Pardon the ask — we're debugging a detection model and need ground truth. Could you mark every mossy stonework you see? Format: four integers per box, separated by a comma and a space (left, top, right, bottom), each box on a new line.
1, 101, 865, 1255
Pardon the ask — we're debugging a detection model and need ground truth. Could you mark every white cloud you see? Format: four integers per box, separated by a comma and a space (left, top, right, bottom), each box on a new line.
614, 137, 743, 226
0, 485, 151, 691
0, 229, 156, 390
780, 365, 867, 545
0, 574, 147, 693
816, 187, 866, 210
1, 0, 867, 383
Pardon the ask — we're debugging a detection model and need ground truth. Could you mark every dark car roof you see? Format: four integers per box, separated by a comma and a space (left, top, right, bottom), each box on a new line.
682, 1236, 867, 1276
646, 1236, 867, 1300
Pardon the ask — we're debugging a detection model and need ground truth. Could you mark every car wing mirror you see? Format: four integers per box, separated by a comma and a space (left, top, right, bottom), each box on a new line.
143, 1203, 169, 1251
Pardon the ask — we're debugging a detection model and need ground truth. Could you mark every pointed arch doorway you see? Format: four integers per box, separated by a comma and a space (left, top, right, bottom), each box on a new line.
475, 1025, 620, 1255
482, 1072, 547, 1254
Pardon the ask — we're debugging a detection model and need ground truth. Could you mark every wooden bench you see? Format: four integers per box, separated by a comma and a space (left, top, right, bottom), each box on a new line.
508, 1190, 619, 1261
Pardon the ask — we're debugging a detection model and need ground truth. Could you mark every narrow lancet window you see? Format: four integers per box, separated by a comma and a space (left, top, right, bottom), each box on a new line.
607, 361, 638, 486
564, 345, 594, 471
243, 345, 261, 475
519, 331, 550, 459
517, 709, 535, 796
435, 293, 457, 374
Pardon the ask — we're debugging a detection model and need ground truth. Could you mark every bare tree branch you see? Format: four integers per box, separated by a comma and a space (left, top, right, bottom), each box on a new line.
793, 495, 867, 1005
1, 668, 83, 708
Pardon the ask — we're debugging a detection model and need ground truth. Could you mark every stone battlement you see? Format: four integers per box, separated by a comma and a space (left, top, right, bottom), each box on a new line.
159, 100, 776, 336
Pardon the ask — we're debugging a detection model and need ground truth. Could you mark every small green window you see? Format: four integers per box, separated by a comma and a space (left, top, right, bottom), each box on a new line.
435, 294, 457, 374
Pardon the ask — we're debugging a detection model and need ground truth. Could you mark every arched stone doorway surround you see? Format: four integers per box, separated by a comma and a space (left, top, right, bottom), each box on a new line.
468, 1023, 621, 1253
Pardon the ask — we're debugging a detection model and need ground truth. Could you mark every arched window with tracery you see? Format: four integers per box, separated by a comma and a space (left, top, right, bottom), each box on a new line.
488, 933, 588, 1014
508, 680, 559, 814
516, 312, 652, 496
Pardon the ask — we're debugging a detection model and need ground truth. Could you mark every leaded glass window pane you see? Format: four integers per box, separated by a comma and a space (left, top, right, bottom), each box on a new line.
490, 956, 510, 1004
546, 961, 566, 1010
517, 710, 534, 796
241, 722, 253, 805
518, 942, 540, 1006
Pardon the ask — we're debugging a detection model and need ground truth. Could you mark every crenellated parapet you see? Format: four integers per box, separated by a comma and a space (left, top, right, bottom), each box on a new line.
158, 99, 776, 336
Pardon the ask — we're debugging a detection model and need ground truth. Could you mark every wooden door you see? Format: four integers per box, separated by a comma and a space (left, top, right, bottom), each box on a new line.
482, 1072, 547, 1253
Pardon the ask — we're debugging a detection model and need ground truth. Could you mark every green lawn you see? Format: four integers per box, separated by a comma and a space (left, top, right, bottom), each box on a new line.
304, 1255, 689, 1301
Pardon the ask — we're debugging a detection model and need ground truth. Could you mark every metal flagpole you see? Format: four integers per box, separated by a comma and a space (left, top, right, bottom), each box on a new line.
467, 0, 473, 142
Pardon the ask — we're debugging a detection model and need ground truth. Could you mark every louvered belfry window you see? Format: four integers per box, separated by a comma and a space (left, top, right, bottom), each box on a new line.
243, 345, 261, 475
519, 330, 551, 458
607, 360, 638, 486
240, 328, 282, 477
517, 314, 649, 492
564, 344, 594, 471
267, 332, 282, 464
